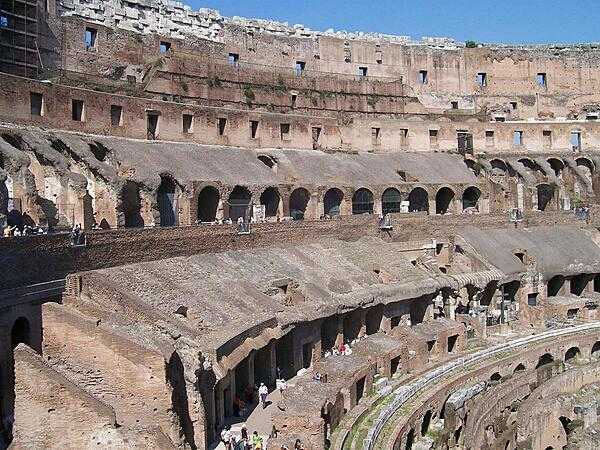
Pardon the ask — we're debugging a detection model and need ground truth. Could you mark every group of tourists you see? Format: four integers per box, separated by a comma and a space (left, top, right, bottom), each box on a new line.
220, 425, 264, 450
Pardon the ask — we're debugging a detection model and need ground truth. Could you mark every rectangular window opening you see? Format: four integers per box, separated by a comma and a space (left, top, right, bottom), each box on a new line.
147, 112, 159, 140
84, 27, 97, 50
536, 72, 547, 87
228, 53, 239, 66
451, 101, 459, 110
218, 118, 227, 136
527, 292, 538, 306
312, 126, 322, 149
418, 70, 428, 84
295, 61, 305, 76
30, 92, 43, 116
485, 130, 494, 146
371, 127, 381, 145
250, 120, 259, 139
543, 130, 552, 147
476, 72, 487, 87
159, 41, 171, 53
280, 123, 290, 140
571, 131, 582, 151
110, 105, 122, 127
510, 101, 518, 110
71, 99, 84, 122
457, 131, 474, 154
358, 66, 368, 77
182, 114, 193, 134
429, 129, 438, 146
513, 130, 524, 146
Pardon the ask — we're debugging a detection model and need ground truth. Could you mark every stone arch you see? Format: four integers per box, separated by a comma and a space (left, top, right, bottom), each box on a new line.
547, 275, 565, 297
421, 410, 433, 436
575, 157, 594, 174
11, 317, 31, 349
547, 158, 565, 177
408, 187, 429, 213
490, 372, 502, 382
119, 181, 144, 228
289, 187, 311, 220
565, 346, 581, 362
536, 183, 555, 211
513, 363, 526, 373
157, 176, 178, 227
490, 158, 508, 173
197, 186, 220, 223
536, 353, 554, 369
228, 185, 252, 222
323, 188, 344, 217
462, 186, 481, 211
259, 187, 281, 218
464, 159, 480, 176
382, 187, 402, 215
519, 158, 544, 175
405, 428, 415, 450
352, 188, 374, 215
591, 341, 600, 358
435, 187, 455, 215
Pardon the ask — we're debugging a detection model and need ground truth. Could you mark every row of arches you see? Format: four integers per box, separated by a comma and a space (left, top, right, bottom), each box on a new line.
191, 185, 482, 225
121, 178, 485, 228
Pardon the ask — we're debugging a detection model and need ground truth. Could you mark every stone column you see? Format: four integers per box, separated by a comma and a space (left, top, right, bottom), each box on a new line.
358, 310, 368, 337
335, 316, 344, 346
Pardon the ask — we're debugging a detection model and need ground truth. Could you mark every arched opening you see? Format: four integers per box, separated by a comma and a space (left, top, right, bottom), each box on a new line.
436, 187, 455, 215
11, 317, 31, 349
405, 428, 414, 450
157, 176, 177, 227
592, 341, 600, 358
490, 159, 508, 174
408, 187, 429, 213
576, 157, 594, 175
352, 188, 374, 215
513, 363, 526, 373
120, 181, 144, 228
462, 186, 481, 211
559, 416, 573, 437
197, 186, 220, 223
365, 306, 383, 335
570, 274, 590, 296
547, 158, 565, 178
323, 188, 344, 217
547, 275, 565, 297
228, 186, 252, 222
289, 188, 310, 220
259, 187, 280, 218
537, 184, 554, 211
519, 158, 544, 175
257, 155, 277, 170
421, 410, 432, 436
490, 372, 502, 382
465, 159, 480, 176
382, 188, 402, 215
565, 346, 581, 362
536, 353, 554, 369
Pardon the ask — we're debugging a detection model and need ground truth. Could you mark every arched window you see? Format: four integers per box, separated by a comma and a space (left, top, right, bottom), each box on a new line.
382, 188, 402, 215
12, 317, 31, 349
513, 363, 526, 373
547, 158, 565, 177
352, 188, 374, 215
289, 188, 310, 220
157, 176, 177, 227
536, 353, 554, 369
537, 184, 554, 211
490, 159, 507, 173
436, 187, 455, 215
408, 188, 429, 213
462, 186, 481, 211
197, 186, 220, 223
323, 188, 344, 217
228, 186, 252, 222
260, 187, 280, 217
565, 347, 580, 362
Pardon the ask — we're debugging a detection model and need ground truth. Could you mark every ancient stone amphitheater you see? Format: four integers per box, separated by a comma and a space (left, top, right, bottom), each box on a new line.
3, 1, 600, 449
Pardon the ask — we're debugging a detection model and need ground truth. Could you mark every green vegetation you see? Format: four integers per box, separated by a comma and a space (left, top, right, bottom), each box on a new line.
465, 40, 478, 48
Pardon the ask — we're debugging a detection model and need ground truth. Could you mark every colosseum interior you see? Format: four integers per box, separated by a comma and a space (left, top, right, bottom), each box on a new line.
3, 1, 600, 449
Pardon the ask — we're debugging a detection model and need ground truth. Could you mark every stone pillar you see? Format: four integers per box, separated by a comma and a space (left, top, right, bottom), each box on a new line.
335, 317, 344, 346
445, 297, 456, 321
358, 310, 368, 337
247, 352, 255, 389
374, 197, 383, 216
380, 315, 392, 333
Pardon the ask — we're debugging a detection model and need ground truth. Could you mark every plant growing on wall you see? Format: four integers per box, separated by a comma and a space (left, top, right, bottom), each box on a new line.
242, 85, 255, 103
465, 40, 478, 48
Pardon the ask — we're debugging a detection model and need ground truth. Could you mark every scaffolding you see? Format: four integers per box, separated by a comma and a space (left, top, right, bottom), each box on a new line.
0, 0, 38, 78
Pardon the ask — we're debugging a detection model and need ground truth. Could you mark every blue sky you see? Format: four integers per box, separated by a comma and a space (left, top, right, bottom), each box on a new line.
190, 0, 600, 44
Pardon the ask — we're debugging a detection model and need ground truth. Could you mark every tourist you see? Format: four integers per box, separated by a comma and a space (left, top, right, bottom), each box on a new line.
258, 382, 269, 409
312, 372, 322, 382
241, 424, 249, 449
294, 438, 304, 449
252, 431, 263, 449
221, 426, 232, 450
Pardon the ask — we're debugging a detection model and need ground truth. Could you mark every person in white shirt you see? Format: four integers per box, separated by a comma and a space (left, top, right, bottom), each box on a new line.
258, 383, 269, 409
